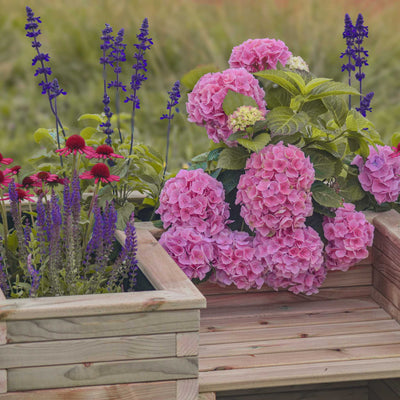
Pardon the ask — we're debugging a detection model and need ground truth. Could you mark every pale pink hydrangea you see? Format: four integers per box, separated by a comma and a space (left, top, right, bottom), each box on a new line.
211, 229, 265, 290
236, 142, 315, 236
323, 203, 374, 271
254, 226, 326, 295
229, 38, 292, 73
186, 68, 267, 145
351, 144, 400, 204
157, 169, 230, 236
159, 226, 214, 280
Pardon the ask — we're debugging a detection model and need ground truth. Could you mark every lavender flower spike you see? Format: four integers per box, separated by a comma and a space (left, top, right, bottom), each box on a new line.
27, 253, 41, 297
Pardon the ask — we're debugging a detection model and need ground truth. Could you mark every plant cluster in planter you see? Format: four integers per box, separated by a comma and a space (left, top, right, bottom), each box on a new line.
0, 7, 180, 299
156, 14, 400, 295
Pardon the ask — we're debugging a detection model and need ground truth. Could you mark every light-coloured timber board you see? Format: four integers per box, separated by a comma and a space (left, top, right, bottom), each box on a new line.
199, 393, 216, 400
0, 333, 178, 369
201, 308, 391, 333
216, 386, 369, 400
200, 331, 400, 358
177, 332, 199, 357
0, 380, 178, 399
372, 288, 400, 322
198, 265, 372, 296
115, 229, 205, 307
199, 357, 400, 393
200, 319, 400, 345
8, 356, 198, 391
177, 379, 198, 400
373, 269, 400, 310
5, 309, 199, 343
0, 371, 5, 394
373, 210, 400, 250
369, 380, 399, 400
373, 247, 400, 288
200, 343, 400, 372
202, 297, 379, 319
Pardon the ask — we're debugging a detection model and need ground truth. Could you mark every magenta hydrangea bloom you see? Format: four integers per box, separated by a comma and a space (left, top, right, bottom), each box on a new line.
211, 229, 265, 290
323, 203, 374, 272
159, 226, 214, 280
254, 226, 326, 295
236, 142, 315, 236
186, 68, 266, 145
157, 168, 230, 236
351, 145, 400, 204
228, 38, 292, 73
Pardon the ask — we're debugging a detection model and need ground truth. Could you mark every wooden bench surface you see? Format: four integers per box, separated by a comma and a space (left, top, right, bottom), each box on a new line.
198, 277, 400, 394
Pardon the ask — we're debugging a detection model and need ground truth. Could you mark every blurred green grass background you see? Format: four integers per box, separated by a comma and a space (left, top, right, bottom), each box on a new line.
1, 0, 400, 171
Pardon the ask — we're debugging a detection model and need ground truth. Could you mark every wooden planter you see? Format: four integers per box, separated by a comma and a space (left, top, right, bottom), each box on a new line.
0, 228, 206, 400
198, 210, 400, 399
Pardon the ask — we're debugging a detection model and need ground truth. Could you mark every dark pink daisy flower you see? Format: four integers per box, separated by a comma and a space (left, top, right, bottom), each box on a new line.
0, 153, 13, 166
32, 171, 60, 184
55, 135, 94, 157
21, 176, 42, 189
80, 163, 120, 184
10, 166, 21, 175
88, 144, 124, 160
0, 169, 13, 189
2, 188, 35, 203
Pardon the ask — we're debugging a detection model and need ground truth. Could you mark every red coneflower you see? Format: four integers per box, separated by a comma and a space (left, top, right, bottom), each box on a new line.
2, 188, 35, 203
88, 144, 124, 160
33, 171, 60, 183
21, 176, 41, 189
55, 135, 94, 157
10, 165, 21, 175
0, 169, 12, 189
0, 153, 13, 166
79, 163, 120, 184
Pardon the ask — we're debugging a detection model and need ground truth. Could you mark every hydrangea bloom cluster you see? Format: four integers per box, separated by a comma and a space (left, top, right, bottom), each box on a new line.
186, 68, 266, 145
159, 225, 215, 280
323, 203, 374, 271
286, 55, 310, 72
227, 106, 265, 133
157, 168, 230, 236
254, 227, 325, 295
351, 144, 400, 204
228, 38, 292, 72
211, 229, 264, 290
236, 142, 315, 236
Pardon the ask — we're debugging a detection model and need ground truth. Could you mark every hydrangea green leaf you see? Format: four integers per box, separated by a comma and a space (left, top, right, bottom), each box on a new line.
266, 107, 309, 137
217, 147, 248, 170
303, 148, 338, 180
346, 109, 375, 132
337, 176, 365, 202
322, 96, 348, 127
80, 126, 97, 139
312, 181, 343, 208
77, 113, 104, 123
304, 77, 332, 94
254, 70, 300, 95
307, 81, 360, 101
222, 90, 258, 115
237, 133, 270, 152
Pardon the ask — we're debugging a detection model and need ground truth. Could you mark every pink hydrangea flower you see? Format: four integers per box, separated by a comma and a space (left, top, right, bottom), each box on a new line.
351, 144, 400, 204
228, 38, 292, 73
236, 142, 315, 236
157, 169, 230, 236
323, 203, 374, 271
186, 68, 266, 145
211, 229, 265, 290
159, 225, 214, 280
254, 226, 326, 295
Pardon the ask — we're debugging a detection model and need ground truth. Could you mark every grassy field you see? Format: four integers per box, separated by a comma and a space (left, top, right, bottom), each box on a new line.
1, 0, 400, 171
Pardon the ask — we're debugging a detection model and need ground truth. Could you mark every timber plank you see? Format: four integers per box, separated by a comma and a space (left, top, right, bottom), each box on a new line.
177, 379, 198, 400
201, 308, 391, 333
0, 371, 5, 394
200, 319, 400, 345
373, 247, 400, 288
8, 356, 198, 391
199, 331, 400, 358
199, 357, 400, 393
6, 309, 199, 343
373, 269, 400, 310
200, 343, 400, 372
198, 393, 216, 400
176, 333, 199, 357
0, 380, 177, 399
0, 333, 176, 369
371, 288, 400, 322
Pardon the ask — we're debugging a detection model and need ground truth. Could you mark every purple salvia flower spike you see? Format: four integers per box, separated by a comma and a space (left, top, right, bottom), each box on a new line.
27, 253, 41, 297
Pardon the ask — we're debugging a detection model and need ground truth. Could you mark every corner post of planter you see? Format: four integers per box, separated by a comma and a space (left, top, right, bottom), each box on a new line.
0, 289, 7, 393
370, 209, 400, 322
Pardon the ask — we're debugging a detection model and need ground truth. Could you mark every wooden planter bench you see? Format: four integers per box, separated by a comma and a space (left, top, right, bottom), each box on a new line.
198, 210, 400, 399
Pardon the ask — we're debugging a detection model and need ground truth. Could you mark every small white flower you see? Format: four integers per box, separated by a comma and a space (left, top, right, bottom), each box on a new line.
286, 55, 310, 72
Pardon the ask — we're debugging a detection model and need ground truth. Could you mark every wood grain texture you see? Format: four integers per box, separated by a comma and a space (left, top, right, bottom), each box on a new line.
371, 288, 400, 322
177, 379, 198, 400
373, 269, 400, 310
0, 371, 6, 394
0, 380, 177, 399
198, 393, 216, 400
6, 309, 199, 343
177, 332, 199, 357
0, 333, 177, 369
8, 356, 198, 391
373, 247, 400, 289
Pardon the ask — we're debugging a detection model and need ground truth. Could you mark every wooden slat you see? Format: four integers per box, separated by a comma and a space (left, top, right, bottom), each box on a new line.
0, 380, 177, 399
200, 319, 400, 345
0, 371, 6, 394
372, 288, 400, 322
177, 333, 199, 357
199, 357, 400, 393
8, 356, 198, 391
177, 379, 198, 400
373, 269, 400, 310
199, 393, 216, 400
200, 331, 400, 358
201, 308, 390, 333
200, 343, 400, 372
0, 333, 177, 369
6, 309, 199, 343
373, 247, 400, 288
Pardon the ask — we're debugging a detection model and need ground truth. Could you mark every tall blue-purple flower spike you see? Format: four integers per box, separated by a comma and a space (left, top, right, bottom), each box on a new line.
100, 24, 115, 146
0, 238, 9, 297
27, 253, 41, 297
356, 91, 374, 117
